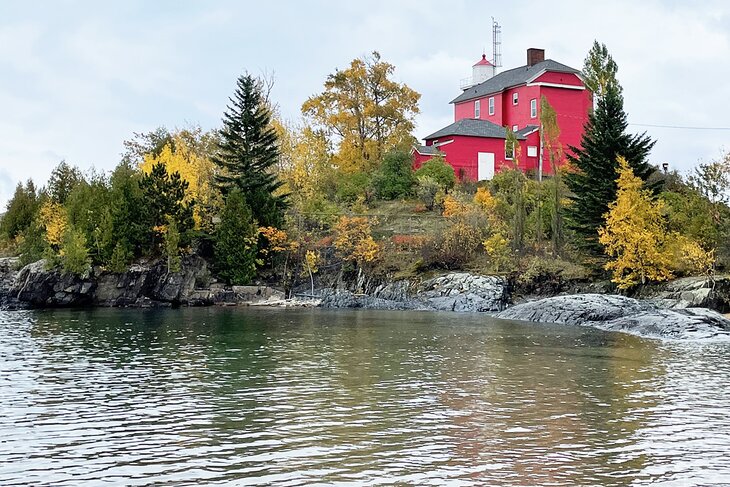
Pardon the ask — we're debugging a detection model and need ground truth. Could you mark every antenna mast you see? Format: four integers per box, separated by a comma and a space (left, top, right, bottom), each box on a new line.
492, 18, 502, 68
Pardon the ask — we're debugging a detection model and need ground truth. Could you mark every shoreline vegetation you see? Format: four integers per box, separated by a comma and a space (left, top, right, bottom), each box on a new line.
1, 43, 730, 338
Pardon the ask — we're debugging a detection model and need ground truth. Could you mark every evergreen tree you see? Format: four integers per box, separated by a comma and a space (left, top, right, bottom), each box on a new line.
213, 74, 287, 227
214, 191, 259, 285
106, 162, 147, 261
0, 180, 39, 240
47, 160, 83, 204
139, 162, 195, 253
565, 84, 656, 254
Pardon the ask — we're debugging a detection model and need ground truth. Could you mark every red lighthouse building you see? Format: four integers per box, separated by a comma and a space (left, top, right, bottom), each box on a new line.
413, 48, 592, 180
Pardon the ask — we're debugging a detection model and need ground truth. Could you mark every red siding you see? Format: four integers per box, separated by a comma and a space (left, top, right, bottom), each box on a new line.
502, 84, 541, 131
532, 71, 583, 86
539, 85, 592, 158
421, 67, 593, 180
454, 93, 504, 125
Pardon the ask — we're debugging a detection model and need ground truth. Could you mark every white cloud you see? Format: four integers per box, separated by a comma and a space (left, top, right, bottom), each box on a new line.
2, 0, 730, 206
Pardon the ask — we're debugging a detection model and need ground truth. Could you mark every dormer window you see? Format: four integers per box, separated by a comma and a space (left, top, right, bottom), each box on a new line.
474, 100, 480, 118
488, 97, 495, 115
513, 93, 519, 105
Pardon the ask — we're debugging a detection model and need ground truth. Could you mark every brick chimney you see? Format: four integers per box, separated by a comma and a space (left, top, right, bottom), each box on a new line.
527, 48, 545, 67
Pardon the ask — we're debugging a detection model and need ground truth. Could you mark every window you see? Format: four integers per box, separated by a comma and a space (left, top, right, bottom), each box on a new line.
488, 96, 495, 115
474, 100, 480, 118
530, 98, 537, 118
512, 124, 518, 132
527, 146, 538, 157
513, 93, 519, 105
505, 141, 514, 160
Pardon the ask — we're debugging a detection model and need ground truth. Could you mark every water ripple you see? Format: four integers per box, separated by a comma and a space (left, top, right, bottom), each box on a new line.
1, 308, 730, 485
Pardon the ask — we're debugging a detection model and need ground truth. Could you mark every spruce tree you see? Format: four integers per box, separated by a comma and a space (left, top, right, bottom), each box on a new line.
565, 84, 656, 254
213, 74, 287, 227
214, 191, 258, 285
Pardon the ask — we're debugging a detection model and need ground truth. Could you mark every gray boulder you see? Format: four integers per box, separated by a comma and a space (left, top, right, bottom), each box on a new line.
418, 273, 509, 312
634, 276, 730, 311
497, 293, 730, 339
321, 272, 509, 312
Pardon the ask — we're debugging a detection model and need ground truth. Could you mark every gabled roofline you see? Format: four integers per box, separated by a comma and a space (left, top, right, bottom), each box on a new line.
524, 67, 585, 84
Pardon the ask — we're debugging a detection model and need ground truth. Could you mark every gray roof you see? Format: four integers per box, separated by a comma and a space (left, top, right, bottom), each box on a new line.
413, 144, 442, 155
424, 118, 527, 141
516, 125, 539, 137
451, 59, 580, 104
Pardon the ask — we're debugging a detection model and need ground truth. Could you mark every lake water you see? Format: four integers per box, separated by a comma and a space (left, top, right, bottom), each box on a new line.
2, 307, 730, 486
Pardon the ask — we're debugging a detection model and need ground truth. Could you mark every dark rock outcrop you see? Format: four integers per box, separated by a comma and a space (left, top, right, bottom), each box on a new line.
321, 272, 509, 312
497, 293, 730, 339
5, 256, 284, 309
0, 257, 21, 308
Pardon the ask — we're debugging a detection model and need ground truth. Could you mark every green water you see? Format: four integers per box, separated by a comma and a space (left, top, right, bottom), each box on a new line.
1, 307, 730, 486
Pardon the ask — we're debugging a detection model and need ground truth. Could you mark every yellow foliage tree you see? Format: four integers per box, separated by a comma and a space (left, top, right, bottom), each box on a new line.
483, 232, 512, 272
598, 157, 673, 289
302, 51, 420, 173
273, 119, 334, 211
38, 200, 68, 248
139, 130, 215, 229
669, 235, 716, 279
303, 250, 320, 296
333, 216, 380, 265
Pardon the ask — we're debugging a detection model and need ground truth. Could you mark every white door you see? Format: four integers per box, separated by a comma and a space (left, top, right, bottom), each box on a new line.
478, 152, 495, 181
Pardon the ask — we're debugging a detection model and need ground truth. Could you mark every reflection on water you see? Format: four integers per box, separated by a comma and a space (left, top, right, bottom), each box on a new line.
1, 307, 729, 485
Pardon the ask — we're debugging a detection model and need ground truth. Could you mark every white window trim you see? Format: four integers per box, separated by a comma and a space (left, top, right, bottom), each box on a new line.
513, 93, 519, 105
505, 141, 514, 160
527, 146, 538, 157
488, 96, 495, 115
474, 100, 480, 118
530, 98, 537, 118
512, 124, 518, 132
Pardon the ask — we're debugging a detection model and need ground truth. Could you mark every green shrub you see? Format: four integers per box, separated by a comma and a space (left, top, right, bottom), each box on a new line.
414, 156, 455, 191
335, 172, 373, 203
372, 150, 415, 200
416, 176, 440, 211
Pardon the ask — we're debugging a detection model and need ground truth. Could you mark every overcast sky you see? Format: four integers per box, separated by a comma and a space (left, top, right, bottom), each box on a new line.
2, 0, 730, 206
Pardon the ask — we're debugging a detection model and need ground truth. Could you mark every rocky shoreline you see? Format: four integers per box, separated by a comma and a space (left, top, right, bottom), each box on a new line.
497, 293, 730, 340
2, 256, 730, 339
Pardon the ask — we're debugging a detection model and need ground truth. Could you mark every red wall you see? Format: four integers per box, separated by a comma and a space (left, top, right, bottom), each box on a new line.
502, 84, 541, 131
533, 71, 583, 86
412, 150, 433, 169
434, 69, 592, 179
415, 134, 546, 181
540, 85, 592, 157
454, 93, 504, 124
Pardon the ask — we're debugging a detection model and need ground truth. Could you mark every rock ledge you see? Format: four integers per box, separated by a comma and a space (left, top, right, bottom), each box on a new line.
497, 293, 730, 339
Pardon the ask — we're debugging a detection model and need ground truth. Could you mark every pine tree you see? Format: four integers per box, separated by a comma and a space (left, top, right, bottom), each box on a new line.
139, 162, 195, 253
213, 74, 287, 227
214, 191, 259, 285
565, 84, 656, 254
